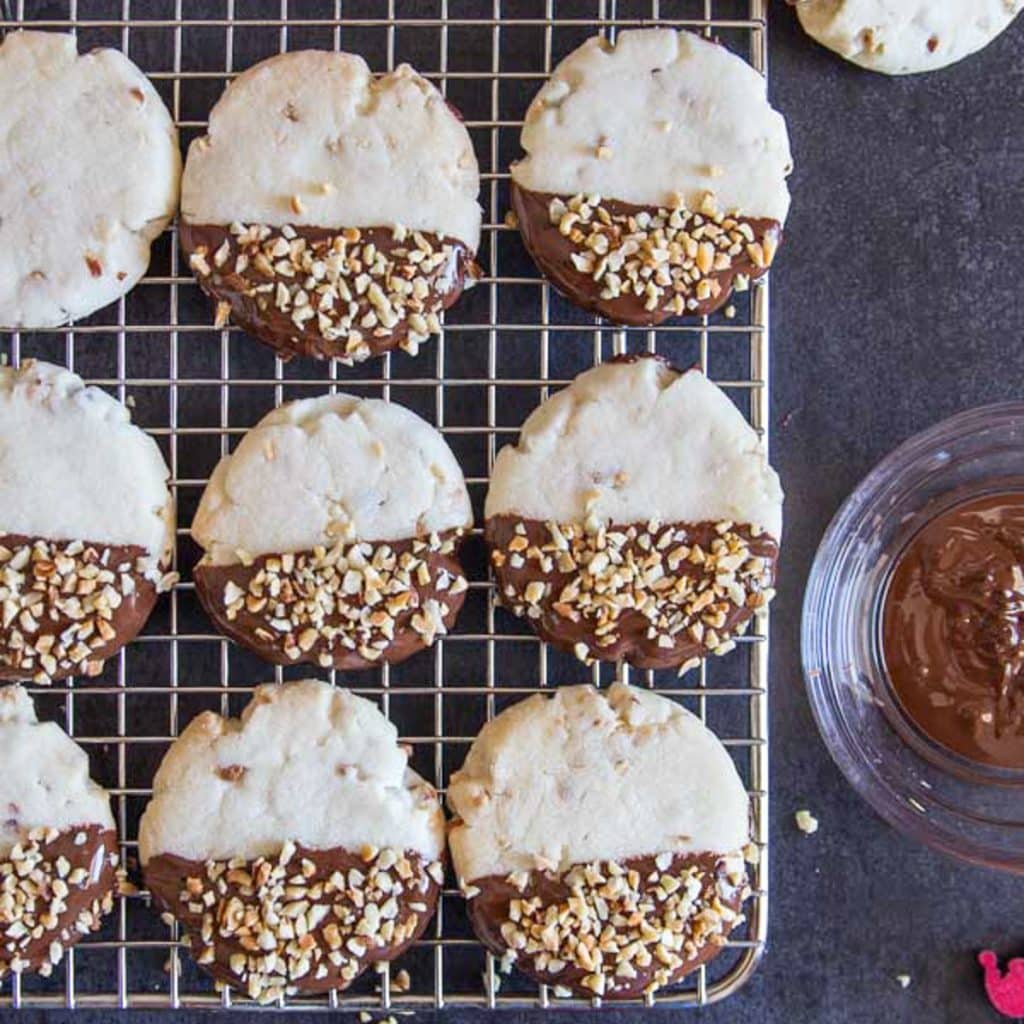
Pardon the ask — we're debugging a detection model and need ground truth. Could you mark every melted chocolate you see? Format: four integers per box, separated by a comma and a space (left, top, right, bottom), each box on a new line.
466, 852, 746, 999
145, 844, 439, 998
485, 516, 777, 670
193, 533, 467, 671
180, 223, 477, 362
0, 534, 162, 684
510, 185, 780, 326
883, 493, 1024, 768
0, 824, 118, 976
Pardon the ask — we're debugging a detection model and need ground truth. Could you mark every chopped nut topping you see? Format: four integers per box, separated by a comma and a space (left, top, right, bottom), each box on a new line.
189, 223, 469, 365
479, 853, 749, 997
0, 537, 167, 683
0, 828, 118, 977
489, 518, 775, 666
546, 192, 778, 317
205, 531, 466, 664
169, 844, 441, 1004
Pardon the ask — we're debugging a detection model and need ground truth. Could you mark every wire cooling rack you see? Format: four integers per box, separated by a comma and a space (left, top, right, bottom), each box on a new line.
0, 0, 771, 1011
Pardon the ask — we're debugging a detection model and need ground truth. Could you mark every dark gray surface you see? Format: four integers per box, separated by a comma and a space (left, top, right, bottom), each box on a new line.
6, 4, 1024, 1023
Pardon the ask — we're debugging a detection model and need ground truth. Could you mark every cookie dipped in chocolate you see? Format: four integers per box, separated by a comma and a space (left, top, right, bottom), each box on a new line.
882, 492, 1024, 768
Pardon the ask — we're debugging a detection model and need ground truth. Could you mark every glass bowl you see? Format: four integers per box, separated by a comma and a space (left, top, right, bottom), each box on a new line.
802, 403, 1024, 873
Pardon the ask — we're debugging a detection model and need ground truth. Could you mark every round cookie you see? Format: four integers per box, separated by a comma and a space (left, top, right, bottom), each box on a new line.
448, 683, 752, 999
180, 50, 481, 363
510, 29, 791, 326
139, 679, 445, 1004
794, 0, 1023, 75
0, 362, 175, 683
0, 685, 119, 979
190, 392, 472, 670
484, 355, 782, 671
0, 31, 179, 328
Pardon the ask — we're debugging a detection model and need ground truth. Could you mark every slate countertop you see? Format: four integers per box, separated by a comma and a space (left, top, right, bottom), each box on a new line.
8, 6, 1024, 1024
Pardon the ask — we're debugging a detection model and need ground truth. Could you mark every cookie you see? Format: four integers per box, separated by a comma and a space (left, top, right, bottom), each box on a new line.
509, 29, 791, 325
0, 685, 119, 978
180, 50, 481, 363
191, 393, 472, 670
484, 355, 782, 671
794, 0, 1022, 75
0, 31, 179, 328
140, 679, 445, 1003
0, 362, 175, 683
448, 682, 752, 999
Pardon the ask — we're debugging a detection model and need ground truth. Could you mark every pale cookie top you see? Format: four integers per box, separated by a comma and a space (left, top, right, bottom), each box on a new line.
448, 682, 749, 882
485, 358, 783, 539
192, 392, 472, 566
511, 28, 791, 223
0, 31, 180, 328
0, 686, 114, 856
0, 362, 174, 567
138, 679, 445, 864
181, 50, 482, 251
796, 0, 1022, 75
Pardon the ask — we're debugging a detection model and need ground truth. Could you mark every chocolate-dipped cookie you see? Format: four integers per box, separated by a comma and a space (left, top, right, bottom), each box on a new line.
510, 29, 791, 325
0, 362, 175, 683
140, 680, 445, 1004
0, 31, 179, 328
180, 50, 481, 363
448, 683, 753, 999
484, 356, 782, 672
0, 686, 119, 978
191, 393, 472, 670
794, 0, 1022, 76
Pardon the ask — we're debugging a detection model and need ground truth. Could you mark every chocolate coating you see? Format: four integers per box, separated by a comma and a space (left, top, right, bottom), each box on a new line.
0, 534, 163, 683
193, 532, 467, 671
510, 185, 780, 326
485, 517, 777, 670
0, 825, 118, 977
466, 851, 746, 999
145, 844, 440, 998
180, 223, 478, 362
883, 492, 1024, 768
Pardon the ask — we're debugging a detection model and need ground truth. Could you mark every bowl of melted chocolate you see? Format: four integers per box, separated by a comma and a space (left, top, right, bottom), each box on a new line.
803, 403, 1024, 872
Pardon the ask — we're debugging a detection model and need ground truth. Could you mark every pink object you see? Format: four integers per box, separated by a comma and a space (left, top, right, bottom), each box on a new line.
979, 951, 1024, 1018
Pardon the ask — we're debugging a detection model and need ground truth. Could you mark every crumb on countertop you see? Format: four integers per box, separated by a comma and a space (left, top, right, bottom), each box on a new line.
795, 809, 819, 835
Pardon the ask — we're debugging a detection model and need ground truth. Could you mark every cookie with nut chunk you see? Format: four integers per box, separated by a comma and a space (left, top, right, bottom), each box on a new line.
140, 680, 446, 1004
510, 28, 791, 325
0, 362, 175, 683
0, 685, 120, 979
448, 683, 754, 999
793, 0, 1022, 76
190, 392, 472, 670
484, 355, 782, 672
0, 31, 179, 328
180, 49, 481, 363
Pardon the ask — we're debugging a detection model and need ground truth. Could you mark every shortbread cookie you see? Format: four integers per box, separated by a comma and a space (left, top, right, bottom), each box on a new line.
140, 680, 445, 1003
484, 356, 781, 671
794, 0, 1022, 75
0, 686, 119, 978
448, 683, 752, 999
191, 393, 471, 670
0, 31, 179, 328
180, 50, 481, 363
510, 29, 791, 325
0, 362, 175, 683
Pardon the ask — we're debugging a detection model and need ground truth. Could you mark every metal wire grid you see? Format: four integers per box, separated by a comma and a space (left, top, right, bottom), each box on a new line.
0, 0, 770, 1011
